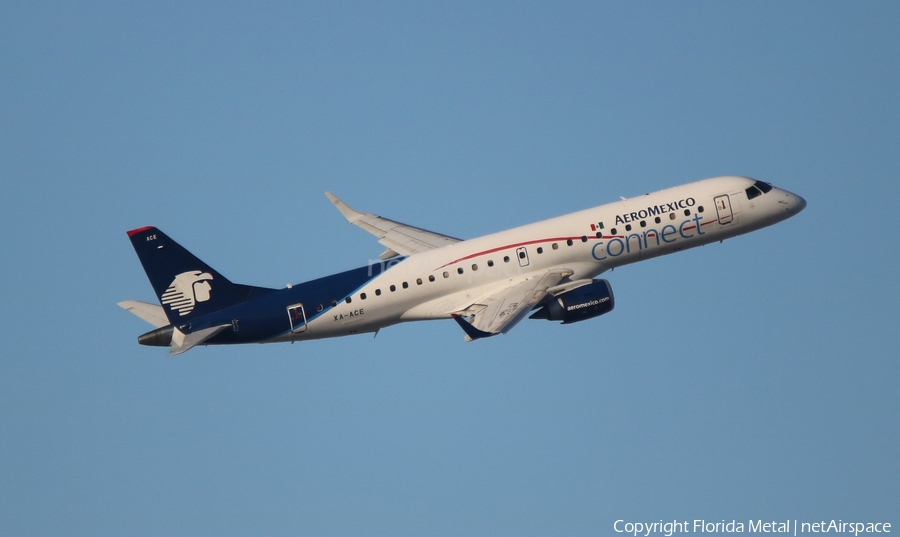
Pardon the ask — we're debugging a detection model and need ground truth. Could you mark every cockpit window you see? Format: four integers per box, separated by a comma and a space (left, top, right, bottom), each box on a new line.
746, 180, 774, 200
755, 180, 773, 193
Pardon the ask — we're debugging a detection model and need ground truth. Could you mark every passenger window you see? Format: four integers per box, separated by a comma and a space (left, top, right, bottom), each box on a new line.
428, 275, 435, 282
345, 297, 352, 304
669, 213, 676, 220
416, 278, 422, 285
487, 260, 494, 267
504, 256, 510, 262
537, 247, 543, 254
698, 206, 704, 213
640, 221, 646, 228
625, 224, 632, 232
566, 239, 573, 246
611, 228, 617, 235
684, 209, 690, 216
390, 285, 396, 292
360, 293, 367, 300
654, 217, 661, 224
331, 300, 338, 307
581, 236, 587, 242
317, 304, 324, 312
519, 251, 526, 259
458, 267, 464, 274
471, 264, 478, 271
595, 232, 602, 238
443, 271, 449, 278
402, 282, 409, 289
552, 243, 558, 250
375, 289, 381, 296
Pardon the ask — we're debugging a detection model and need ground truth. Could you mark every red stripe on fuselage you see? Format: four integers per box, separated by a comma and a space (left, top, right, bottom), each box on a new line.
433, 213, 733, 270
434, 236, 602, 270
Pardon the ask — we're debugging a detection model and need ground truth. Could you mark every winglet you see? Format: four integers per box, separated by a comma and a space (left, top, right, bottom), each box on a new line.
323, 191, 462, 256
451, 314, 495, 342
325, 191, 365, 223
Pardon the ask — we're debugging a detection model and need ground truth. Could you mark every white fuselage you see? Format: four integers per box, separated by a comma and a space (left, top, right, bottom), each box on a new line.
276, 176, 805, 341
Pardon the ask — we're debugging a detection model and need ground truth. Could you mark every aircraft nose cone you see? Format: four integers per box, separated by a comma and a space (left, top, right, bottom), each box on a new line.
776, 188, 806, 214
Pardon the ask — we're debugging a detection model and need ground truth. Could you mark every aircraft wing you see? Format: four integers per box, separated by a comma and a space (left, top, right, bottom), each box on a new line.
325, 192, 461, 258
451, 271, 567, 341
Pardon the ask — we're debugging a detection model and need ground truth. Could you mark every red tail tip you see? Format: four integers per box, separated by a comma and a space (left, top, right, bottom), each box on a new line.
127, 226, 154, 237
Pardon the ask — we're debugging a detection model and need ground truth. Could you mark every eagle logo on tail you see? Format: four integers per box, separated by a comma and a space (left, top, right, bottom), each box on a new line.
161, 271, 214, 316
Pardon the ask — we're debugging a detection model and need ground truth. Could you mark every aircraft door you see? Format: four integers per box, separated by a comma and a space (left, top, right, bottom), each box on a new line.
287, 303, 308, 333
516, 247, 530, 267
714, 195, 734, 225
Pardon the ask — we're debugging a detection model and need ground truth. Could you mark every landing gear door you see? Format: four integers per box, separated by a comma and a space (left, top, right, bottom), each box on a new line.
714, 195, 734, 225
287, 303, 308, 333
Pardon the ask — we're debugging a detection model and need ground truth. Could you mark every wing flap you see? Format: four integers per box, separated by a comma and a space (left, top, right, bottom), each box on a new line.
325, 192, 461, 256
453, 272, 567, 340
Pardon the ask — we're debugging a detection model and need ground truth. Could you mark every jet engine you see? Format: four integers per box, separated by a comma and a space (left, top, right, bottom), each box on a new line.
529, 279, 615, 324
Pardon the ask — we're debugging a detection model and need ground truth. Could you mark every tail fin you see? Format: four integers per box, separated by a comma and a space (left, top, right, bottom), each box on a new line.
126, 226, 273, 324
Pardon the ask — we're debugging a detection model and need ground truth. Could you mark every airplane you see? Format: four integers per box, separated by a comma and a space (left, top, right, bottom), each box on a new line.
119, 176, 806, 355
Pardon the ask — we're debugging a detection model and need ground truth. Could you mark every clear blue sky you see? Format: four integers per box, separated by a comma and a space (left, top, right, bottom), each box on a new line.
1, 2, 897, 535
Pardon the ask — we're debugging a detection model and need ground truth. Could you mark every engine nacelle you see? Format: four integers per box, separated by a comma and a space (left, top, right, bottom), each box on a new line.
530, 279, 615, 324
138, 325, 174, 347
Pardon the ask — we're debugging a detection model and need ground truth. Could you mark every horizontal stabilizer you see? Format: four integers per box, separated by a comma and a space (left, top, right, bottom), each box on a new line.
169, 324, 232, 356
118, 300, 169, 328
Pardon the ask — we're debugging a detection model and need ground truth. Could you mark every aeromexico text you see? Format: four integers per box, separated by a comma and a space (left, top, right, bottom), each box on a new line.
615, 197, 696, 225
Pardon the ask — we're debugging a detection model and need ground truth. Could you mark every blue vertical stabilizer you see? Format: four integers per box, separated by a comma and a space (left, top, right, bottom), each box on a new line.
126, 226, 274, 324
